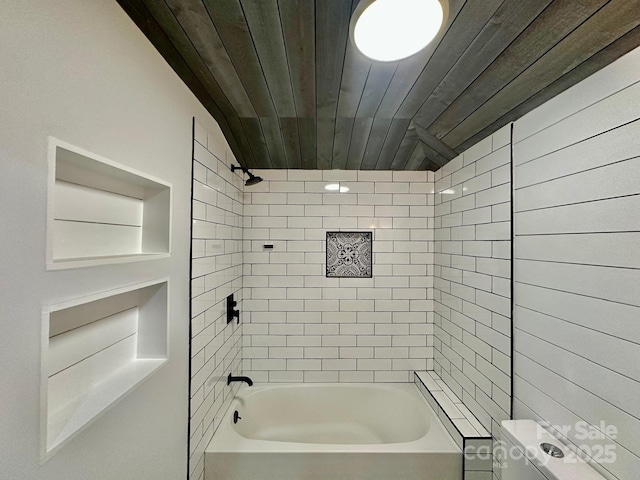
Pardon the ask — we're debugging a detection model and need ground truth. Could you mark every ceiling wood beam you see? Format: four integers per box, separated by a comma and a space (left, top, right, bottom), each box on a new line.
412, 121, 457, 160
418, 156, 442, 172
417, 141, 449, 168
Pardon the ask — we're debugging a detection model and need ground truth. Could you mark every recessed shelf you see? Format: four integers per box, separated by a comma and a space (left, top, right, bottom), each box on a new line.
46, 138, 172, 269
41, 280, 169, 461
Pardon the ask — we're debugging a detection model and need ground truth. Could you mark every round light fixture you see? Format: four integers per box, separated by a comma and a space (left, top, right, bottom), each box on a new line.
352, 0, 445, 62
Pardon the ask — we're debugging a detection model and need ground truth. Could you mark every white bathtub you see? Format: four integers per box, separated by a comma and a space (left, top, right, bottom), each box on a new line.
205, 383, 462, 480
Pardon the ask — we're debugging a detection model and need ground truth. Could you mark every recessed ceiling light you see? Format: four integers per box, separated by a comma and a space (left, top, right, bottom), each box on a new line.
353, 0, 445, 62
339, 186, 350, 193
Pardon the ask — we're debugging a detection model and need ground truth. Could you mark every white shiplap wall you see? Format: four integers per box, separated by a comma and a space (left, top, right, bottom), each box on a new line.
512, 47, 640, 480
189, 121, 244, 480
242, 169, 435, 383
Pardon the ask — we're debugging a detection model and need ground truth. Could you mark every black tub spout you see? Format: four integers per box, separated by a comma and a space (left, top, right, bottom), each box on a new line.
227, 373, 253, 386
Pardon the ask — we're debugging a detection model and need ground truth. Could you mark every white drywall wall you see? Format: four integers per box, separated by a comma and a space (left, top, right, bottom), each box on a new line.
0, 1, 229, 478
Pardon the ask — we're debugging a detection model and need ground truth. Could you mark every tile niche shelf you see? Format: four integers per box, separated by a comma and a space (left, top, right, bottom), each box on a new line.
41, 280, 169, 461
46, 138, 171, 270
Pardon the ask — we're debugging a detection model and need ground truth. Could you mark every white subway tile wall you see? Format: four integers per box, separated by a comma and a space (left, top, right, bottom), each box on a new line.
242, 170, 435, 383
432, 125, 512, 458
190, 121, 244, 480
512, 47, 640, 480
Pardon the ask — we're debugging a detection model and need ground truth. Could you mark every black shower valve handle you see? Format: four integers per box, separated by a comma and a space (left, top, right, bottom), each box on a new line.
226, 294, 240, 324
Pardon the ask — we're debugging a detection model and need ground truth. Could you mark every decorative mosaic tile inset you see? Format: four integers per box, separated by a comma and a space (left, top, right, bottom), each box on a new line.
326, 231, 372, 278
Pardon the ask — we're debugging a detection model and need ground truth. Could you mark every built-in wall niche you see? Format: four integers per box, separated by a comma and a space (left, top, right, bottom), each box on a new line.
47, 138, 171, 269
40, 280, 169, 461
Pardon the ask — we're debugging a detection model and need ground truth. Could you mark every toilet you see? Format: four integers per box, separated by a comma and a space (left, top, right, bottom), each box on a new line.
501, 420, 606, 480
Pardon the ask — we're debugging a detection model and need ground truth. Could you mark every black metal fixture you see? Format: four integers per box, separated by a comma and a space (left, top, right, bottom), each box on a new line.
230, 164, 263, 186
227, 293, 239, 324
227, 373, 253, 386
233, 410, 241, 424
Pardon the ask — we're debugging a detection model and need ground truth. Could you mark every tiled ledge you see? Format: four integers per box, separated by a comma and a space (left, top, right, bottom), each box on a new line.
415, 371, 490, 441
415, 371, 493, 480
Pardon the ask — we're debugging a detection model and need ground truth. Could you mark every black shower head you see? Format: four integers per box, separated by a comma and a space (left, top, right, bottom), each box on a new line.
245, 171, 263, 186
230, 164, 263, 187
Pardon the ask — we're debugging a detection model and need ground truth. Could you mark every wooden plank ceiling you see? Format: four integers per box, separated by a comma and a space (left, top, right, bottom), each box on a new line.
117, 0, 640, 170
